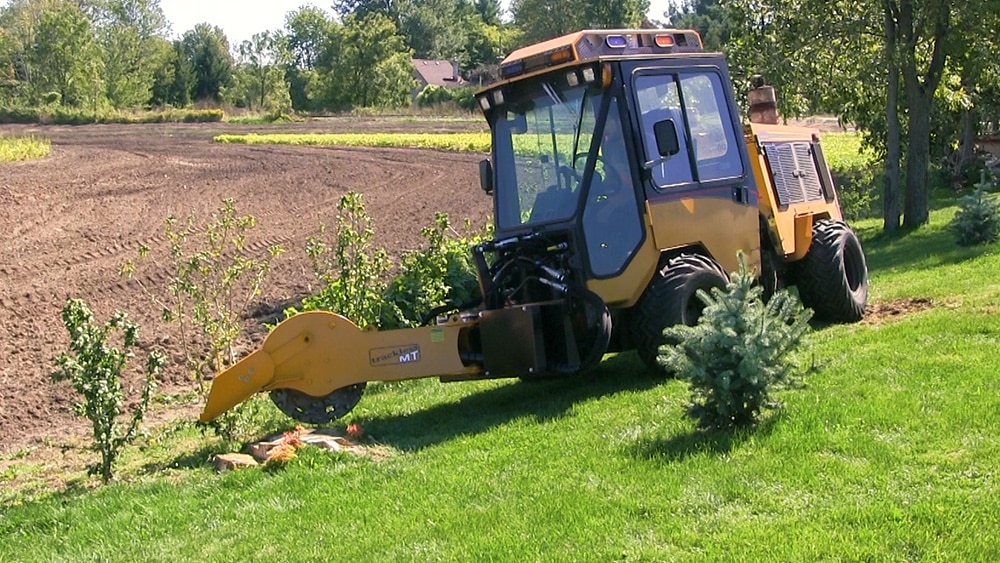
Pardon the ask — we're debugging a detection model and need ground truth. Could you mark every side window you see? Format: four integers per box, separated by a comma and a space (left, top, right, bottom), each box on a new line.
582, 97, 643, 278
635, 75, 692, 186
635, 71, 743, 188
679, 73, 743, 182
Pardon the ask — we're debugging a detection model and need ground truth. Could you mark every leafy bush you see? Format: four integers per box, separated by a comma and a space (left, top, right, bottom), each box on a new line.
658, 254, 813, 429
296, 192, 393, 328
949, 173, 1000, 246
0, 106, 224, 125
121, 199, 283, 442
295, 193, 488, 329
53, 299, 164, 483
383, 214, 486, 328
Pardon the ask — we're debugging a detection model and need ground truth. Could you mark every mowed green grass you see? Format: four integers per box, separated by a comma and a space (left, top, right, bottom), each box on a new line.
0, 134, 50, 162
819, 131, 869, 171
3, 137, 999, 560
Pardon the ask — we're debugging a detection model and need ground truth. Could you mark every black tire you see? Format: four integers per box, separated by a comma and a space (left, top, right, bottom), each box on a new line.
795, 219, 868, 322
629, 253, 729, 375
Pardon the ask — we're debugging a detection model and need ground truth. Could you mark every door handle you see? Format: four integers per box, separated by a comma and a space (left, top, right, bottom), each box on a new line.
732, 185, 750, 205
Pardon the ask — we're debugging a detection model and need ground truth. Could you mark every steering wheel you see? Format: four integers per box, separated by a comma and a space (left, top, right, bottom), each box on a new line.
557, 164, 581, 191
573, 152, 603, 174
574, 153, 625, 194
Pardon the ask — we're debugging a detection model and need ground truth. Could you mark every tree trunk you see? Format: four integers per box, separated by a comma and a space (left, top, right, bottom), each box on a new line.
956, 101, 979, 179
883, 0, 901, 233
898, 0, 949, 229
902, 94, 931, 228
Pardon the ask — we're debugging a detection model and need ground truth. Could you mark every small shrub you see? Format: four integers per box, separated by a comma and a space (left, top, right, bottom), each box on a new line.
658, 254, 813, 430
53, 299, 164, 483
949, 172, 1000, 247
121, 198, 283, 442
295, 192, 393, 328
382, 213, 485, 328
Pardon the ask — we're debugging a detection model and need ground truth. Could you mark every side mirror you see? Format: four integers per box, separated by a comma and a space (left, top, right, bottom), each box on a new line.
479, 159, 494, 195
508, 113, 527, 134
653, 119, 681, 157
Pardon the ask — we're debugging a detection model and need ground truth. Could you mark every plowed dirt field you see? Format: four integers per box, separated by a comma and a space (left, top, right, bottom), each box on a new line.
0, 118, 492, 454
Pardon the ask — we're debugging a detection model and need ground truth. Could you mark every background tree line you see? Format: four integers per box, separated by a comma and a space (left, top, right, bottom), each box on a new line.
2, 0, 998, 232
0, 0, 649, 114
667, 0, 1000, 231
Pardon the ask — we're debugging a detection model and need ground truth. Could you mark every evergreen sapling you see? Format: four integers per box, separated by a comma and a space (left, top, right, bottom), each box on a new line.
658, 254, 813, 429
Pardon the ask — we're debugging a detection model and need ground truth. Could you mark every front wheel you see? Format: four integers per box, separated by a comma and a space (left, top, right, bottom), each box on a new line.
795, 219, 868, 322
629, 254, 729, 375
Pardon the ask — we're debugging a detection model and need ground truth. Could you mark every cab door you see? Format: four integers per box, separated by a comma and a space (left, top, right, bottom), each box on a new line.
624, 59, 760, 274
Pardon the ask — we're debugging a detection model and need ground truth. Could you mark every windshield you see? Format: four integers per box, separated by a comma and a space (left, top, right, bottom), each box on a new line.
492, 78, 603, 230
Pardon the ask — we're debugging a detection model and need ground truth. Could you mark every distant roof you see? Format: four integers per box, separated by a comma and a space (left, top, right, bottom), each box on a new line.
413, 59, 468, 88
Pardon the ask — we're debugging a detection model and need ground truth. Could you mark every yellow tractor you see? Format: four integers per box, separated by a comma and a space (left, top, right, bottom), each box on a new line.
200, 29, 868, 424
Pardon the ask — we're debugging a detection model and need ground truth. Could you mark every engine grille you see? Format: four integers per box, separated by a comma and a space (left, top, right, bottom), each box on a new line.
762, 142, 825, 208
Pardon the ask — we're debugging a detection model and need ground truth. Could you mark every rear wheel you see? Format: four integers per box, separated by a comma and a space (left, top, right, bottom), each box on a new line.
795, 219, 868, 322
269, 383, 366, 425
629, 254, 729, 375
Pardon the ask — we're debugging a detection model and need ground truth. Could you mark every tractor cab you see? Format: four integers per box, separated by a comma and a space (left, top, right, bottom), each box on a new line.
477, 64, 644, 279
475, 29, 753, 296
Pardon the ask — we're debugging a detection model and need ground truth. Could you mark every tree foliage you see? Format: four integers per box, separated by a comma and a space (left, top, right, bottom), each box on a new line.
180, 23, 233, 103
314, 13, 415, 110
91, 0, 169, 108
148, 37, 193, 107
231, 31, 291, 113
676, 0, 1000, 233
511, 0, 648, 45
0, 0, 104, 107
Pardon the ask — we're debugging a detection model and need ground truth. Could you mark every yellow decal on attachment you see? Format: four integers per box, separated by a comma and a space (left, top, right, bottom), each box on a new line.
430, 328, 445, 343
369, 345, 421, 367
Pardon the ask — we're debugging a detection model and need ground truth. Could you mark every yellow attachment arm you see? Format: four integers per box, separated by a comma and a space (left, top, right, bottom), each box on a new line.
199, 311, 480, 422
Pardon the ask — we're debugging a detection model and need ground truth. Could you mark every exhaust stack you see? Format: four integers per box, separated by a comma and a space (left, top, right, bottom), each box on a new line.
748, 75, 779, 125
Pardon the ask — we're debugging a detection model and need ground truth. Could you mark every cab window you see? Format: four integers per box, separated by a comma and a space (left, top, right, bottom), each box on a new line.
582, 96, 643, 277
635, 72, 743, 188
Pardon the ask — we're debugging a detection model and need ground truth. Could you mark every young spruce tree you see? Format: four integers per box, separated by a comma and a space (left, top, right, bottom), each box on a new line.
949, 171, 999, 247
658, 254, 813, 429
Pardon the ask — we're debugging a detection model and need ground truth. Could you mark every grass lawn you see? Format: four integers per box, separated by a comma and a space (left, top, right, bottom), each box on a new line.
2, 149, 999, 560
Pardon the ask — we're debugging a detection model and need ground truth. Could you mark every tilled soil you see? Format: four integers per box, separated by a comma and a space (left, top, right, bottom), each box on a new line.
0, 119, 492, 454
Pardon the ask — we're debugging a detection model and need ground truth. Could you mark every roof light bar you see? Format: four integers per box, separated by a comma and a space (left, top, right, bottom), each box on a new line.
500, 60, 525, 79
654, 34, 675, 48
488, 29, 705, 88
548, 46, 573, 65
606, 35, 628, 48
